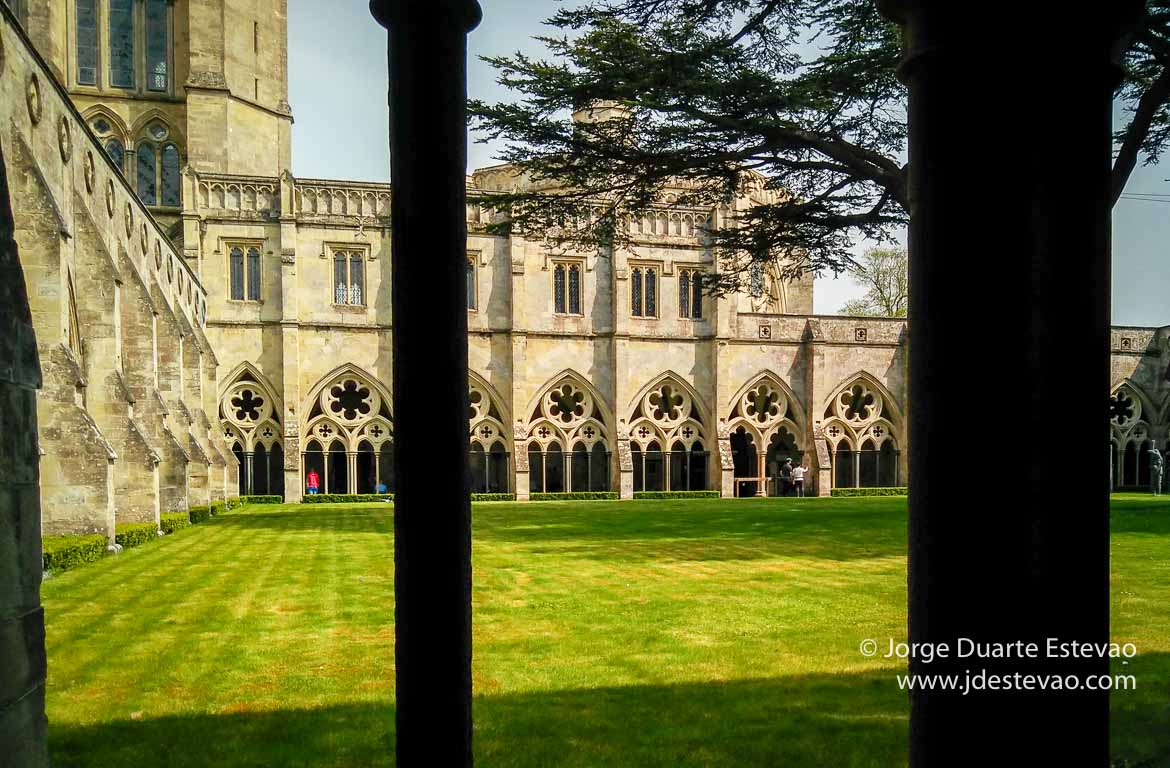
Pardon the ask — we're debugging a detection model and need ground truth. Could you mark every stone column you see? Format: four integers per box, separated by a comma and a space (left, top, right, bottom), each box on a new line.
877, 2, 1141, 763
0, 135, 50, 766
370, 0, 481, 763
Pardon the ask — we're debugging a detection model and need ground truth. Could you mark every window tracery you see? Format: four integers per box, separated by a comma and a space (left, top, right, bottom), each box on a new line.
630, 265, 659, 318
627, 375, 708, 492
522, 374, 610, 493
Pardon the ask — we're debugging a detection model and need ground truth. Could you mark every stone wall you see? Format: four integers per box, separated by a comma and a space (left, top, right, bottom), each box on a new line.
0, 7, 227, 535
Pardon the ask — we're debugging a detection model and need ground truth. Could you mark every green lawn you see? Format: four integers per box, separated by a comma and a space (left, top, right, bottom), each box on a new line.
42, 495, 1170, 767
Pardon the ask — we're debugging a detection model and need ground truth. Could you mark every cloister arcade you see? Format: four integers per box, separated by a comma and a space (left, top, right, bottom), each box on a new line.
220, 364, 286, 498
219, 365, 915, 499
521, 372, 613, 494
626, 373, 710, 494
725, 373, 805, 497
819, 374, 902, 491
1110, 381, 1169, 489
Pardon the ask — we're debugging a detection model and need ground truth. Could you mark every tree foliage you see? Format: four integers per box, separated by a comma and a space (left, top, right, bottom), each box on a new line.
469, 1, 1170, 292
838, 246, 907, 317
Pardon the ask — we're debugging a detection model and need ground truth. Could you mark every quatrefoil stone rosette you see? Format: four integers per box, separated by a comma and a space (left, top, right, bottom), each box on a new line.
321, 375, 379, 427
223, 382, 273, 427
740, 382, 787, 427
643, 383, 690, 429
542, 381, 592, 429
834, 382, 882, 425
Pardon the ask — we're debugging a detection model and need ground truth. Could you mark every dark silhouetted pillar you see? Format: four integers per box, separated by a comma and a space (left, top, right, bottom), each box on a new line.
877, 2, 1142, 764
0, 138, 49, 765
369, 1, 481, 765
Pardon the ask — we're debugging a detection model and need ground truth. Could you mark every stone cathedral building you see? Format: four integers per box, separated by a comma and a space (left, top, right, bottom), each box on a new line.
1, 1, 1167, 538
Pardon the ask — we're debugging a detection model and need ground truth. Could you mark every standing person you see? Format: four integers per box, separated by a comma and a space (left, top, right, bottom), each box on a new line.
780, 458, 793, 497
1151, 441, 1164, 497
306, 468, 320, 496
793, 460, 807, 497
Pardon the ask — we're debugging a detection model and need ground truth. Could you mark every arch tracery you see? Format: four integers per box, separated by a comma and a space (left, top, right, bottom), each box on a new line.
519, 371, 612, 493
626, 373, 710, 492
219, 364, 284, 496
820, 373, 903, 490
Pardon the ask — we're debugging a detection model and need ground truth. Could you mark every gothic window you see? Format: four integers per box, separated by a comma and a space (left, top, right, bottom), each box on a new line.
568, 264, 581, 314
160, 144, 180, 205
104, 138, 125, 174
134, 123, 180, 207
332, 249, 366, 306
749, 261, 764, 297
76, 0, 99, 85
230, 247, 245, 301
136, 143, 157, 204
628, 375, 707, 492
631, 265, 658, 318
552, 261, 581, 315
228, 244, 262, 302
466, 256, 477, 311
678, 268, 704, 319
145, 0, 169, 91
553, 264, 565, 313
109, 0, 135, 88
349, 253, 364, 305
247, 247, 261, 301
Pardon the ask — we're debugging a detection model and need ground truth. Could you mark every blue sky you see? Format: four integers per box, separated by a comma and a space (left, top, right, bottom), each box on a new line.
288, 0, 1169, 326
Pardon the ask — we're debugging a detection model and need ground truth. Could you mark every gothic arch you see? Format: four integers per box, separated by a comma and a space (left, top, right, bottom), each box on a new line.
625, 371, 710, 449
1110, 380, 1157, 452
726, 371, 807, 449
218, 363, 282, 453
819, 371, 904, 450
80, 105, 129, 145
468, 370, 510, 448
302, 364, 394, 453
128, 108, 188, 147
521, 370, 614, 440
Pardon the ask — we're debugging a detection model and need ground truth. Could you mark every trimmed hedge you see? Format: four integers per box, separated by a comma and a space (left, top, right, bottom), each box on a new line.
530, 491, 619, 501
160, 512, 191, 535
634, 490, 721, 499
189, 505, 213, 524
42, 534, 107, 573
239, 495, 283, 504
830, 487, 907, 497
115, 522, 158, 550
303, 493, 393, 504
471, 493, 516, 502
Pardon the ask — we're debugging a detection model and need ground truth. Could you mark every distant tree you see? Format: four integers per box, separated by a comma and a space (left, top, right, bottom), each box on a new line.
838, 246, 907, 317
470, 1, 1170, 292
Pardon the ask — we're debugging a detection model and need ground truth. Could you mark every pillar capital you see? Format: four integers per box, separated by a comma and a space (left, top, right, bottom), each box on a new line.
369, 0, 481, 32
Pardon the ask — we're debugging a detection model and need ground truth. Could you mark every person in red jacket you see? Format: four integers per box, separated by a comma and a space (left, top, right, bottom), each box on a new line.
306, 469, 320, 495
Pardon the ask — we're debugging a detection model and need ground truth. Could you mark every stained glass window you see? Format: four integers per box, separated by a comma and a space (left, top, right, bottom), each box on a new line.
568, 264, 581, 314
679, 270, 690, 318
137, 145, 157, 205
749, 262, 764, 296
349, 253, 364, 305
229, 247, 245, 300
246, 247, 261, 301
109, 0, 135, 89
145, 0, 169, 91
76, 0, 98, 85
104, 139, 125, 174
692, 271, 703, 319
631, 267, 642, 317
161, 144, 181, 206
645, 267, 657, 316
334, 253, 348, 304
553, 264, 566, 314
466, 258, 476, 310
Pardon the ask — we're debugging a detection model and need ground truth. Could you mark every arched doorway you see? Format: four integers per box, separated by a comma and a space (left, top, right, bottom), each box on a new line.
730, 427, 758, 496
